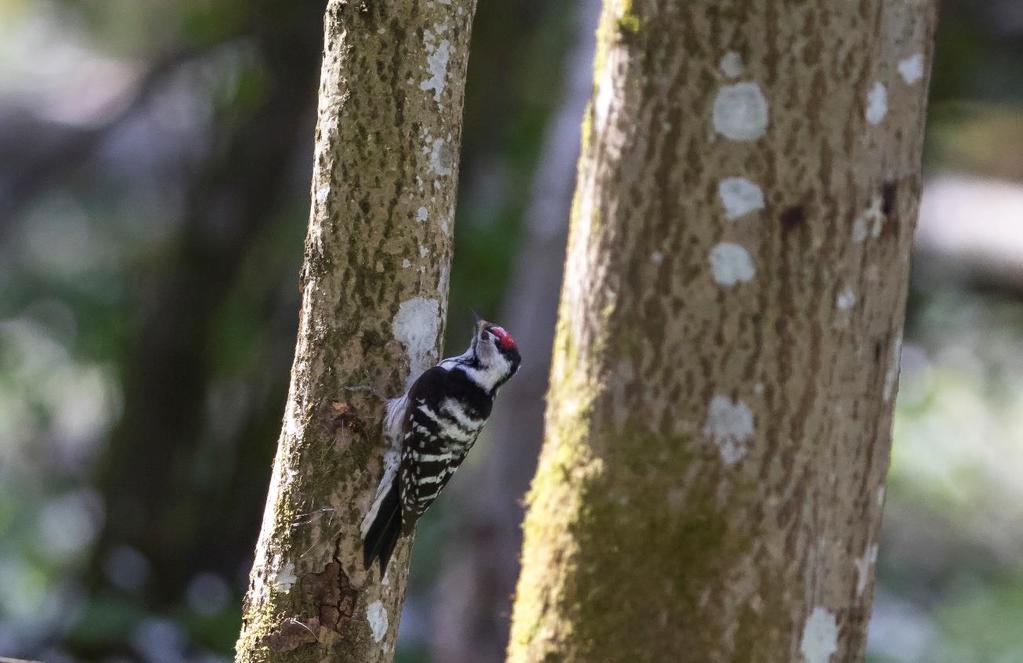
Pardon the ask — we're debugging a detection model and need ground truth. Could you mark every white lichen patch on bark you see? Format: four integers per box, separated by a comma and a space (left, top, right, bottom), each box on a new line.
273, 559, 298, 592
429, 136, 453, 176
709, 242, 756, 286
718, 177, 765, 220
800, 606, 839, 663
854, 543, 879, 596
416, 206, 429, 222
392, 297, 441, 388
437, 262, 450, 297
703, 395, 755, 465
712, 82, 769, 141
592, 38, 629, 136
316, 185, 331, 205
898, 53, 924, 84
650, 251, 665, 265
882, 334, 903, 402
865, 82, 888, 125
852, 194, 884, 242
836, 287, 857, 310
719, 51, 744, 78
283, 399, 302, 442
593, 65, 616, 131
420, 21, 451, 102
366, 600, 389, 643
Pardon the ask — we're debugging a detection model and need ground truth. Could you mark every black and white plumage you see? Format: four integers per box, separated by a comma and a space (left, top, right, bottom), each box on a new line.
362, 319, 521, 575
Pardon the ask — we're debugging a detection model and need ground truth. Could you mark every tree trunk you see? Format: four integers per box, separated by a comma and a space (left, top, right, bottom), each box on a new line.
429, 2, 601, 661
235, 1, 476, 660
508, 1, 937, 662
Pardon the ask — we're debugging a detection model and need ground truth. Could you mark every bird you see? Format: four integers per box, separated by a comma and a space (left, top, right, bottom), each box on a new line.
362, 317, 521, 575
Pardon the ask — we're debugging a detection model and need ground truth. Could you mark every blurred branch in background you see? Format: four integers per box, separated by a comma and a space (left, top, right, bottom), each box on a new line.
915, 176, 1023, 293
0, 46, 207, 228
428, 2, 600, 661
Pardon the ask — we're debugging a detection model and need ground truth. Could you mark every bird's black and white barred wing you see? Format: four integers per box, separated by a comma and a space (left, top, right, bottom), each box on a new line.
362, 365, 490, 573
398, 366, 489, 523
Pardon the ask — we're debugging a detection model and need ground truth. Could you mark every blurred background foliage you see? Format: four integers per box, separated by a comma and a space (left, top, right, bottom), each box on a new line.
0, 0, 1021, 661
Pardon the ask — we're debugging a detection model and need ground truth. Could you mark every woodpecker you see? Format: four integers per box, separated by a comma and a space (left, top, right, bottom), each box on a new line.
362, 318, 521, 575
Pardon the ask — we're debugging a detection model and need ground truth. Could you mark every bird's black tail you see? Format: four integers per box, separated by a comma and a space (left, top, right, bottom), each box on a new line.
363, 480, 402, 575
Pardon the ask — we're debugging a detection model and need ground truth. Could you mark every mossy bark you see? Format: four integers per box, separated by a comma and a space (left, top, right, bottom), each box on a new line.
235, 1, 476, 661
509, 1, 937, 662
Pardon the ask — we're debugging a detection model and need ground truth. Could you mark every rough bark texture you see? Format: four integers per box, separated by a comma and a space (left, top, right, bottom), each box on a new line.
235, 1, 476, 660
428, 3, 601, 661
509, 1, 937, 662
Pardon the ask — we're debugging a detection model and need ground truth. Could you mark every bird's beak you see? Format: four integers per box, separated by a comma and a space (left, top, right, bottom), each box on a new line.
470, 310, 483, 340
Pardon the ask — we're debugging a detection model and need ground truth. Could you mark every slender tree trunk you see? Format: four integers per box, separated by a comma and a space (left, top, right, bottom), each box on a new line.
235, 1, 476, 660
509, 1, 937, 662
429, 3, 601, 661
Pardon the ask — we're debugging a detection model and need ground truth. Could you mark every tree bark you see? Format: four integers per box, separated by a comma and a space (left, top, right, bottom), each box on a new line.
509, 1, 937, 662
235, 1, 476, 660
429, 2, 601, 661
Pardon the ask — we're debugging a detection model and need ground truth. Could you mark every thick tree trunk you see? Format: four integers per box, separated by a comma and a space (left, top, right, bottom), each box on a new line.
509, 1, 936, 662
428, 3, 601, 661
235, 1, 476, 661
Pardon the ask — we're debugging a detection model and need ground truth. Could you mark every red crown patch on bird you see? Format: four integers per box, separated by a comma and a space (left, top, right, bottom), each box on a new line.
489, 326, 517, 351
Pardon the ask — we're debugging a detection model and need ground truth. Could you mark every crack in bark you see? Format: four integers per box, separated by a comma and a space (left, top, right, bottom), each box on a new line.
260, 562, 358, 653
